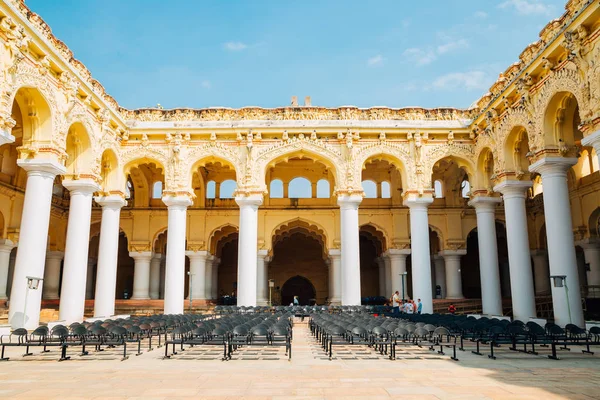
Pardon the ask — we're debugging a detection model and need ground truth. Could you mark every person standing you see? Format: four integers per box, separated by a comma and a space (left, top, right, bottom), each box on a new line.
448, 303, 456, 314
392, 291, 401, 315
406, 300, 414, 314
417, 299, 422, 314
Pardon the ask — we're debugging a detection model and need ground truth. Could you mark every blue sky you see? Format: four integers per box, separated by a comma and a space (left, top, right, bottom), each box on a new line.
27, 0, 567, 110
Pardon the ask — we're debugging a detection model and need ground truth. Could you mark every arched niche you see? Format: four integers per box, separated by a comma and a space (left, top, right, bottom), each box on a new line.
543, 91, 583, 148
65, 122, 94, 178
123, 158, 165, 207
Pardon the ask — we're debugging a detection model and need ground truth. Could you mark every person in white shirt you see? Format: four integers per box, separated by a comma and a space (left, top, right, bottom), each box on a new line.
405, 301, 414, 314
392, 291, 401, 315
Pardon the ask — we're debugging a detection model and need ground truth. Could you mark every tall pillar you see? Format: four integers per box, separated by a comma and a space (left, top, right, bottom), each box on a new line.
440, 250, 465, 299
328, 249, 341, 304
42, 251, 63, 300
494, 180, 537, 321
383, 255, 392, 297
468, 196, 503, 316
376, 257, 386, 297
186, 251, 207, 300
338, 195, 362, 305
93, 195, 126, 317
582, 130, 600, 166
531, 249, 550, 294
205, 255, 214, 300
149, 253, 162, 300
159, 257, 166, 299
530, 157, 584, 327
433, 254, 445, 298
211, 257, 219, 299
85, 258, 96, 299
162, 195, 192, 314
386, 249, 410, 298
405, 195, 434, 313
256, 250, 269, 305
0, 240, 16, 300
130, 252, 152, 300
581, 242, 600, 287
58, 179, 100, 324
235, 194, 262, 306
9, 160, 65, 329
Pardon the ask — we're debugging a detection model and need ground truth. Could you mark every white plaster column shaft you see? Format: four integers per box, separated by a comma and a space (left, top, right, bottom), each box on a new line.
0, 240, 16, 299
235, 194, 263, 306
58, 179, 100, 324
205, 255, 214, 300
211, 257, 219, 299
162, 195, 192, 314
186, 250, 208, 300
386, 249, 410, 298
93, 196, 126, 317
328, 249, 341, 304
85, 258, 96, 299
130, 251, 152, 300
494, 181, 537, 321
530, 249, 550, 295
42, 251, 63, 300
433, 254, 446, 298
468, 196, 503, 316
582, 129, 600, 166
582, 242, 600, 287
530, 157, 584, 327
338, 195, 362, 305
9, 160, 65, 329
405, 195, 434, 313
383, 255, 392, 296
440, 250, 466, 299
256, 250, 269, 305
376, 257, 386, 297
149, 253, 162, 300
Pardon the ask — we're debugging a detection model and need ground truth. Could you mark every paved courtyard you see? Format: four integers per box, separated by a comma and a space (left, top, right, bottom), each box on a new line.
0, 322, 599, 400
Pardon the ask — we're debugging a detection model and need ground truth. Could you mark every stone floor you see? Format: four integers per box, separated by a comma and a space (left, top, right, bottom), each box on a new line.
0, 321, 599, 399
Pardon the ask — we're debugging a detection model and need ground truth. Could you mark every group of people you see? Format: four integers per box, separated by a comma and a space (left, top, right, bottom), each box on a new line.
391, 291, 422, 315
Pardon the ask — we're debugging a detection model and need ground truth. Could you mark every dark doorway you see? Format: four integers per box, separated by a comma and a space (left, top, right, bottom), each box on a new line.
281, 275, 316, 305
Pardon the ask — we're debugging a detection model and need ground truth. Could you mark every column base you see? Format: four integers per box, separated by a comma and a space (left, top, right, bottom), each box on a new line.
42, 295, 59, 300
328, 298, 341, 305
446, 296, 465, 300
131, 296, 151, 300
257, 300, 269, 306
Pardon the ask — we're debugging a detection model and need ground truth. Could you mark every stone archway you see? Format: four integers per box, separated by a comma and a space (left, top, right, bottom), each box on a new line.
281, 275, 316, 306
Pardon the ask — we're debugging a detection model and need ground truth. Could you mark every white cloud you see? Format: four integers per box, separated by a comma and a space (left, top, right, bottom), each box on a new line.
403, 48, 437, 66
223, 41, 248, 51
474, 11, 488, 19
431, 70, 492, 91
499, 0, 554, 15
437, 38, 469, 54
367, 54, 384, 67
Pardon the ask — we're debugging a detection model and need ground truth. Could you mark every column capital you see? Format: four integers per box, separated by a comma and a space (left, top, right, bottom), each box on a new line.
493, 180, 532, 199
433, 254, 444, 261
62, 178, 101, 195
94, 194, 127, 209
328, 248, 341, 259
582, 129, 600, 149
129, 251, 153, 261
530, 248, 548, 257
235, 193, 263, 209
17, 159, 66, 178
529, 157, 577, 177
403, 194, 433, 209
257, 249, 269, 259
0, 239, 15, 253
439, 249, 467, 258
337, 194, 362, 209
185, 250, 208, 260
162, 194, 193, 209
468, 195, 501, 212
151, 253, 164, 261
385, 248, 411, 259
575, 238, 600, 250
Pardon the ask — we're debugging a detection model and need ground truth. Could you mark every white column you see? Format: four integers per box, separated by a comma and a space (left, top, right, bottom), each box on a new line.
384, 255, 392, 297
531, 249, 550, 294
211, 257, 219, 299
582, 242, 600, 287
149, 253, 162, 300
159, 257, 166, 299
582, 129, 600, 166
9, 160, 65, 329
386, 249, 410, 298
530, 157, 584, 327
93, 195, 126, 317
468, 196, 503, 316
58, 179, 100, 324
256, 250, 269, 305
235, 194, 262, 307
205, 255, 214, 300
186, 250, 207, 300
162, 195, 192, 314
338, 195, 362, 305
130, 251, 152, 300
376, 257, 386, 296
440, 250, 466, 299
405, 195, 434, 313
85, 258, 96, 299
328, 249, 341, 304
0, 240, 16, 299
433, 254, 446, 298
42, 251, 63, 300
494, 180, 537, 321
